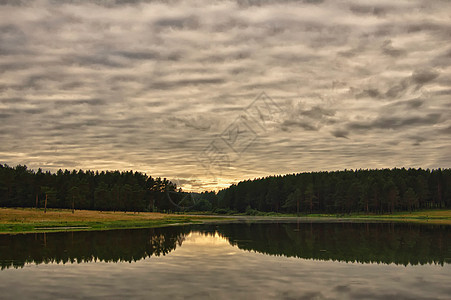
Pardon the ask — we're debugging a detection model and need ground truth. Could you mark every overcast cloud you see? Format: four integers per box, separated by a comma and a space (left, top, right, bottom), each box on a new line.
0, 0, 450, 191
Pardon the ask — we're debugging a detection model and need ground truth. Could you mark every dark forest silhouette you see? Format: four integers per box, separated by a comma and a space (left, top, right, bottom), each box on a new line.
216, 168, 451, 214
0, 164, 450, 213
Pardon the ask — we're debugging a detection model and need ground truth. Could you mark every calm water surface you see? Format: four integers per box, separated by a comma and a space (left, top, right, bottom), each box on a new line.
0, 222, 450, 299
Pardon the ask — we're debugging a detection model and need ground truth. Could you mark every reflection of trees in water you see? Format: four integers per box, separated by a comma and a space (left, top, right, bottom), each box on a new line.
0, 227, 190, 270
195, 222, 451, 266
0, 223, 449, 270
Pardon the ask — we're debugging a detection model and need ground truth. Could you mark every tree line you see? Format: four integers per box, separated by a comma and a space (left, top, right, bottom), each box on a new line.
0, 164, 178, 212
216, 168, 451, 214
1, 164, 450, 214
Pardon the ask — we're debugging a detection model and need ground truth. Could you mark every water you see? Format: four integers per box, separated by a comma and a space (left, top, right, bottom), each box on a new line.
0, 222, 450, 299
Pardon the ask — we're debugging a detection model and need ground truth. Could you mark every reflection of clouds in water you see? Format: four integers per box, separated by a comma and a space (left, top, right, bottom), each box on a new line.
0, 230, 450, 299
181, 232, 231, 246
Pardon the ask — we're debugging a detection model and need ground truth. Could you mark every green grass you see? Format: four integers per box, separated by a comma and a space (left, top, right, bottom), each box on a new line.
306, 209, 451, 225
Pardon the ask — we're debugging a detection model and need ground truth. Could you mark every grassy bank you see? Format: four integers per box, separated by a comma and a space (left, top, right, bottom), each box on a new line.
306, 209, 451, 225
0, 208, 215, 234
185, 209, 451, 225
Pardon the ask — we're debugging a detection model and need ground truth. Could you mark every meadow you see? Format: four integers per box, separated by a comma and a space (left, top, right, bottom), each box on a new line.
0, 208, 211, 234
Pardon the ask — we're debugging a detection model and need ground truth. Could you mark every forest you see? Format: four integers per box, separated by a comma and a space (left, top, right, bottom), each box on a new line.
0, 164, 450, 214
0, 164, 178, 212
217, 168, 451, 214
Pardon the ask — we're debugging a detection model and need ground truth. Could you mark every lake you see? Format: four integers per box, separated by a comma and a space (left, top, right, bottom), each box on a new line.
0, 221, 450, 299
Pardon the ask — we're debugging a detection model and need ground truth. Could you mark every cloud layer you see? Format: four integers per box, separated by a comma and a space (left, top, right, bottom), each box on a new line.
1, 0, 450, 191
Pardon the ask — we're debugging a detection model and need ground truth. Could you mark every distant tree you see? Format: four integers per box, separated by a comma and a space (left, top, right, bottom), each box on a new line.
266, 179, 280, 212
68, 186, 80, 213
94, 182, 109, 211
359, 183, 370, 213
385, 182, 399, 213
403, 188, 419, 212
193, 199, 212, 211
41, 186, 57, 213
304, 183, 316, 213
415, 175, 430, 208
346, 182, 361, 213
283, 188, 302, 215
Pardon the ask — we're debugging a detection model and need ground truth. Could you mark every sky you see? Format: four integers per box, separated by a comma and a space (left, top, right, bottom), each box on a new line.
0, 0, 450, 191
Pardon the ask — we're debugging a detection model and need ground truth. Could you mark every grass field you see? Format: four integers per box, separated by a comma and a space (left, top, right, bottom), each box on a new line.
0, 208, 215, 234
307, 209, 451, 225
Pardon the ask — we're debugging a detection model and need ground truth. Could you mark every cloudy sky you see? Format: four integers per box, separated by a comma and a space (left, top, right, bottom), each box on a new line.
1, 0, 450, 191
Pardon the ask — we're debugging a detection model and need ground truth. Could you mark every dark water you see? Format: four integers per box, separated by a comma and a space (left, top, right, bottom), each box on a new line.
0, 222, 450, 299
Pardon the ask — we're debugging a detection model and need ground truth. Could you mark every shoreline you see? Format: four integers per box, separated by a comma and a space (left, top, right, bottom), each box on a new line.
1, 208, 450, 234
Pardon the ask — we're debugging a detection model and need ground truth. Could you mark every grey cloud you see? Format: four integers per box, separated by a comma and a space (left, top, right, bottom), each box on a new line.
347, 113, 442, 131
279, 103, 337, 132
52, 99, 106, 107
59, 81, 89, 90
411, 69, 440, 85
384, 98, 424, 110
433, 89, 451, 96
350, 5, 386, 16
0, 0, 28, 5
356, 89, 381, 99
357, 69, 440, 100
150, 78, 225, 90
381, 40, 405, 57
439, 125, 451, 135
334, 284, 351, 292
337, 45, 365, 58
407, 21, 451, 39
409, 135, 427, 146
6, 107, 46, 114
170, 115, 213, 131
0, 98, 27, 104
44, 0, 165, 6
301, 106, 335, 119
281, 120, 318, 131
236, 0, 324, 6
202, 51, 252, 63
0, 25, 28, 55
385, 80, 410, 99
331, 129, 349, 139
115, 51, 160, 60
154, 15, 200, 30
61, 54, 126, 68
1, 0, 450, 191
